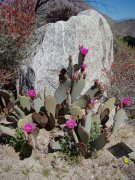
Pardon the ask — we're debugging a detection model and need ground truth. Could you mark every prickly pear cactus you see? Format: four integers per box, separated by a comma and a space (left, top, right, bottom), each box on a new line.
54, 78, 71, 104
72, 95, 89, 109
78, 125, 90, 145
34, 97, 44, 113
6, 114, 18, 124
0, 125, 16, 137
69, 106, 84, 119
71, 77, 86, 103
57, 116, 67, 125
46, 113, 55, 131
0, 90, 11, 105
67, 58, 74, 79
97, 104, 103, 115
55, 104, 62, 119
92, 133, 106, 150
28, 134, 36, 149
73, 64, 79, 72
72, 129, 79, 143
45, 95, 56, 117
31, 127, 39, 138
27, 127, 39, 149
112, 109, 128, 133
18, 114, 33, 129
85, 86, 99, 98
19, 96, 30, 110
91, 114, 100, 129
75, 142, 87, 155
84, 111, 92, 134
102, 98, 116, 112
78, 52, 85, 68
32, 112, 48, 128
13, 105, 25, 119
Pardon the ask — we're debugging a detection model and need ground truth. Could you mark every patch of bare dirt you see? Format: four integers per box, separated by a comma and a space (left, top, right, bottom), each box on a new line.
0, 120, 135, 180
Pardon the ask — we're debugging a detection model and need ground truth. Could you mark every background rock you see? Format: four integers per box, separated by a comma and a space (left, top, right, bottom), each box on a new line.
22, 9, 113, 96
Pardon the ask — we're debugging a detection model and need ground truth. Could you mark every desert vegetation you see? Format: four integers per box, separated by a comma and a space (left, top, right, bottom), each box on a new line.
0, 1, 135, 179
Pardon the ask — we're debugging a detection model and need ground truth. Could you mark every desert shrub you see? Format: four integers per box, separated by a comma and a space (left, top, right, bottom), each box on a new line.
0, 0, 35, 89
0, 35, 22, 67
123, 36, 135, 47
106, 34, 135, 98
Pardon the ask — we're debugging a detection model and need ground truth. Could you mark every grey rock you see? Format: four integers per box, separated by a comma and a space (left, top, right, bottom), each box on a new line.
22, 9, 113, 96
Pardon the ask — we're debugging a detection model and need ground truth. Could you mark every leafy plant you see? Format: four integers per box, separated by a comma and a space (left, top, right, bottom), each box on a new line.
10, 128, 32, 159
106, 34, 135, 98
87, 121, 100, 151
59, 131, 78, 158
90, 122, 100, 141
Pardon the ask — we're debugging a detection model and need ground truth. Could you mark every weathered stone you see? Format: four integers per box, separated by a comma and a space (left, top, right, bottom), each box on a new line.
22, 9, 113, 96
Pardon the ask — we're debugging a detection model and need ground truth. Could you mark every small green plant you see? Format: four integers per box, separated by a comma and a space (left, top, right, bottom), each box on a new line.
0, 135, 11, 144
22, 168, 30, 176
129, 111, 135, 120
10, 128, 32, 159
90, 122, 100, 141
60, 133, 79, 159
87, 121, 100, 151
42, 169, 50, 177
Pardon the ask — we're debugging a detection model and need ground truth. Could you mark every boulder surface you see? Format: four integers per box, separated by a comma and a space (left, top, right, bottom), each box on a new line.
22, 9, 113, 95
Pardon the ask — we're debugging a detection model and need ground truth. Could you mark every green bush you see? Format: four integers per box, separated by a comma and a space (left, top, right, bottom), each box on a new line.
0, 35, 22, 66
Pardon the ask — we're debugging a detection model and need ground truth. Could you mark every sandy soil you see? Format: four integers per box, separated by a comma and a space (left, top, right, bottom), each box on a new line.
0, 120, 135, 180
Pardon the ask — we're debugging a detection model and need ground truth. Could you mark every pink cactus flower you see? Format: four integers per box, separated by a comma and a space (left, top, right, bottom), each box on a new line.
88, 98, 96, 106
66, 119, 77, 129
81, 64, 87, 70
121, 98, 132, 106
80, 47, 89, 55
27, 90, 36, 97
23, 123, 36, 133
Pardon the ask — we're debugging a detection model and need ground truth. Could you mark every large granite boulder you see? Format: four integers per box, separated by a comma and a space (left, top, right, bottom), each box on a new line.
21, 9, 113, 96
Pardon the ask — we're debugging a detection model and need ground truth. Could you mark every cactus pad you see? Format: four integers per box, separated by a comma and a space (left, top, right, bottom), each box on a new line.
31, 127, 39, 139
19, 96, 30, 110
13, 105, 25, 119
6, 115, 18, 124
72, 95, 89, 109
0, 90, 11, 105
72, 129, 79, 143
57, 116, 67, 125
71, 77, 86, 103
85, 86, 99, 98
54, 78, 71, 104
67, 64, 73, 79
92, 133, 106, 150
34, 97, 44, 112
55, 104, 62, 118
78, 125, 90, 145
69, 106, 84, 119
18, 114, 33, 129
0, 125, 16, 137
84, 111, 92, 134
45, 95, 56, 117
32, 112, 48, 128
28, 134, 36, 149
102, 98, 116, 112
46, 113, 55, 131
75, 142, 87, 155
